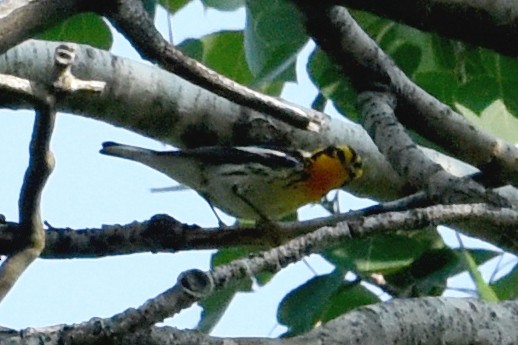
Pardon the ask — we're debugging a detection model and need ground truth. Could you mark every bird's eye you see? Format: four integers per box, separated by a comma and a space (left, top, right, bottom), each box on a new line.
336, 148, 346, 163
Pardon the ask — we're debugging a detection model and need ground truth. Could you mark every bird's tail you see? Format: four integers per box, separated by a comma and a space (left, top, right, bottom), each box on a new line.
100, 141, 155, 161
100, 142, 201, 187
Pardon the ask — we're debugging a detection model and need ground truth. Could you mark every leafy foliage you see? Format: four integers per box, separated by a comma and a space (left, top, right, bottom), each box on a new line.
159, 0, 191, 13
307, 10, 518, 125
244, 0, 308, 88
36, 13, 113, 50
179, 31, 253, 85
491, 262, 518, 300
278, 269, 379, 337
201, 0, 244, 11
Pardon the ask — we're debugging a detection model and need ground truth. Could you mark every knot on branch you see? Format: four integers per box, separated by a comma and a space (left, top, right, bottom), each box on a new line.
52, 43, 106, 93
178, 269, 213, 298
144, 214, 201, 251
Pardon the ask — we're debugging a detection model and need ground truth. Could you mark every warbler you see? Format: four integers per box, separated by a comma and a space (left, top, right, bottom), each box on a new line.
100, 142, 363, 220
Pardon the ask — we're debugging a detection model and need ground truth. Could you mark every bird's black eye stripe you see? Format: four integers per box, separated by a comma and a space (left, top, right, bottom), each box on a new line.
336, 148, 346, 163
322, 146, 335, 156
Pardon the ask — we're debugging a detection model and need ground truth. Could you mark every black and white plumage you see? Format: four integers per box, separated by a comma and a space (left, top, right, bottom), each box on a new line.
100, 142, 311, 220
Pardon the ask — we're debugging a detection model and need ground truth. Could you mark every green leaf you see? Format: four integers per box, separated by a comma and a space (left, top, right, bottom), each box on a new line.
211, 247, 251, 267
384, 248, 499, 297
491, 262, 518, 300
278, 271, 380, 337
178, 31, 254, 86
430, 35, 458, 70
245, 0, 307, 86
384, 248, 455, 297
323, 230, 444, 275
311, 93, 327, 112
414, 71, 458, 106
307, 48, 357, 119
36, 13, 112, 50
460, 248, 499, 302
159, 0, 191, 13
499, 59, 518, 116
455, 77, 500, 113
448, 47, 518, 116
349, 10, 396, 44
391, 42, 422, 76
320, 283, 379, 323
351, 10, 430, 77
277, 270, 344, 336
350, 10, 518, 121
198, 277, 252, 333
202, 0, 244, 11
459, 249, 500, 270
456, 101, 518, 143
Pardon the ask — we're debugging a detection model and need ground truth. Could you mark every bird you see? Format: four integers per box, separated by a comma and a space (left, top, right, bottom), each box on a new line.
100, 142, 363, 221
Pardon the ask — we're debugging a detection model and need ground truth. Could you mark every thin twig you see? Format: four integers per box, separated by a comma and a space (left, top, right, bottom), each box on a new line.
0, 88, 56, 303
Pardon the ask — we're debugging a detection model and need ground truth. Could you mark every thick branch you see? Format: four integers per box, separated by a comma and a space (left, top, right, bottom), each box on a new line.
338, 0, 518, 57
3, 298, 516, 345
1, 299, 517, 344
302, 297, 518, 345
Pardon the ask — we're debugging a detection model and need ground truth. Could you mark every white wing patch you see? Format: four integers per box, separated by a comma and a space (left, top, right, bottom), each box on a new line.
234, 146, 290, 157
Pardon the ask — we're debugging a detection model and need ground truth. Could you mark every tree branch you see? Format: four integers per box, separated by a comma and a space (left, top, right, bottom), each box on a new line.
1, 202, 516, 258
292, 1, 518, 187
101, 0, 322, 132
1, 273, 517, 344
2, 299, 518, 344
358, 90, 507, 207
2, 298, 516, 345
302, 297, 518, 345
0, 81, 55, 303
337, 0, 518, 57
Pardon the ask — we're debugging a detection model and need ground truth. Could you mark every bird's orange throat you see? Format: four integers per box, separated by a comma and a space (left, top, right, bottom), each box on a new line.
303, 153, 349, 201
